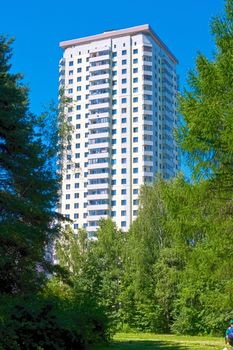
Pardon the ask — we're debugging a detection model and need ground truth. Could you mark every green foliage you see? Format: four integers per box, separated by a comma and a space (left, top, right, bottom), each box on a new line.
0, 287, 110, 350
178, 0, 233, 186
56, 220, 124, 330
0, 35, 62, 295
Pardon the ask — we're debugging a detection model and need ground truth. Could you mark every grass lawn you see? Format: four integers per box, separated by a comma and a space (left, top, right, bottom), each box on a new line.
92, 332, 225, 350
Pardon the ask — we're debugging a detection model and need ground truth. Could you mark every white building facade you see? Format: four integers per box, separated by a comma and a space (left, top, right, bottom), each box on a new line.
59, 25, 179, 236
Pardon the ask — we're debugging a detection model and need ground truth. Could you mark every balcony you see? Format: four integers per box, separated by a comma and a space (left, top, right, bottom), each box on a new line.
89, 101, 111, 112
87, 192, 109, 201
89, 63, 111, 73
89, 91, 110, 101
89, 52, 111, 63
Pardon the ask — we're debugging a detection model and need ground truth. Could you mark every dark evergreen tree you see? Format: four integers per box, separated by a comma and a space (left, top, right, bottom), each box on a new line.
0, 36, 61, 295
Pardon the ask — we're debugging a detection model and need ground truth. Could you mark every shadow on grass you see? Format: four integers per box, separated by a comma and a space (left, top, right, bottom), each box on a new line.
92, 340, 187, 350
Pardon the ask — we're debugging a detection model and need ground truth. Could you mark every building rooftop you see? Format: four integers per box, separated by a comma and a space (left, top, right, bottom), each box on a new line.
59, 24, 178, 64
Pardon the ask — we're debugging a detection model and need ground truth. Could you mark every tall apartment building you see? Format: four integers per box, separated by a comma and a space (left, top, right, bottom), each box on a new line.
58, 24, 179, 236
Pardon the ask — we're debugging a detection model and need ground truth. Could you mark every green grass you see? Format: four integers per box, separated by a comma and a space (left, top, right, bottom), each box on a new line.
92, 332, 225, 350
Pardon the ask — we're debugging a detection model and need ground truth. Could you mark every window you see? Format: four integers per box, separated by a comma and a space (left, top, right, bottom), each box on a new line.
122, 59, 127, 65
69, 70, 73, 75
133, 147, 138, 152
77, 58, 82, 63
121, 210, 126, 216
133, 189, 139, 194
111, 211, 116, 217
133, 137, 138, 142
133, 58, 138, 64
133, 49, 138, 54
65, 204, 70, 209
75, 183, 79, 188
77, 67, 82, 73
133, 178, 138, 184
121, 158, 126, 164
121, 168, 127, 174
66, 194, 70, 199
74, 213, 79, 219
66, 184, 70, 190
122, 78, 127, 84
122, 50, 127, 55
122, 69, 127, 74
133, 68, 138, 73
112, 179, 116, 185
112, 190, 116, 195
74, 193, 79, 198
121, 221, 126, 227
68, 79, 73, 84
133, 127, 138, 132
122, 137, 126, 143
121, 108, 127, 113
133, 168, 138, 173
77, 77, 82, 82
133, 97, 138, 102
121, 189, 127, 195
111, 200, 116, 206
77, 86, 81, 91
133, 87, 138, 93
121, 179, 127, 184
122, 127, 127, 133
133, 157, 138, 163
122, 98, 127, 103
69, 61, 73, 66
122, 148, 126, 153
112, 109, 117, 115
74, 224, 79, 229
112, 169, 116, 175
133, 77, 138, 83
112, 52, 117, 57
121, 200, 126, 205
133, 107, 138, 112
133, 117, 138, 122
112, 149, 117, 155
122, 117, 126, 123
122, 88, 127, 93
76, 95, 81, 101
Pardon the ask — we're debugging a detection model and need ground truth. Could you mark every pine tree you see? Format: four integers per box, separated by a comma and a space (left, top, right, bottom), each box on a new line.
0, 36, 61, 294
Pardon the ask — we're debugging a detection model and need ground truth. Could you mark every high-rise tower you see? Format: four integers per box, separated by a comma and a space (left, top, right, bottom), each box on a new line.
58, 25, 179, 236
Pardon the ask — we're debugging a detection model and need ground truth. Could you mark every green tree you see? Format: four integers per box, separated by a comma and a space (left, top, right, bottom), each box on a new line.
120, 178, 172, 332
0, 36, 61, 295
178, 0, 233, 187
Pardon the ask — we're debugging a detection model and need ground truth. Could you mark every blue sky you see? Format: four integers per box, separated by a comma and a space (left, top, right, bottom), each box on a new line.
2, 0, 225, 173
